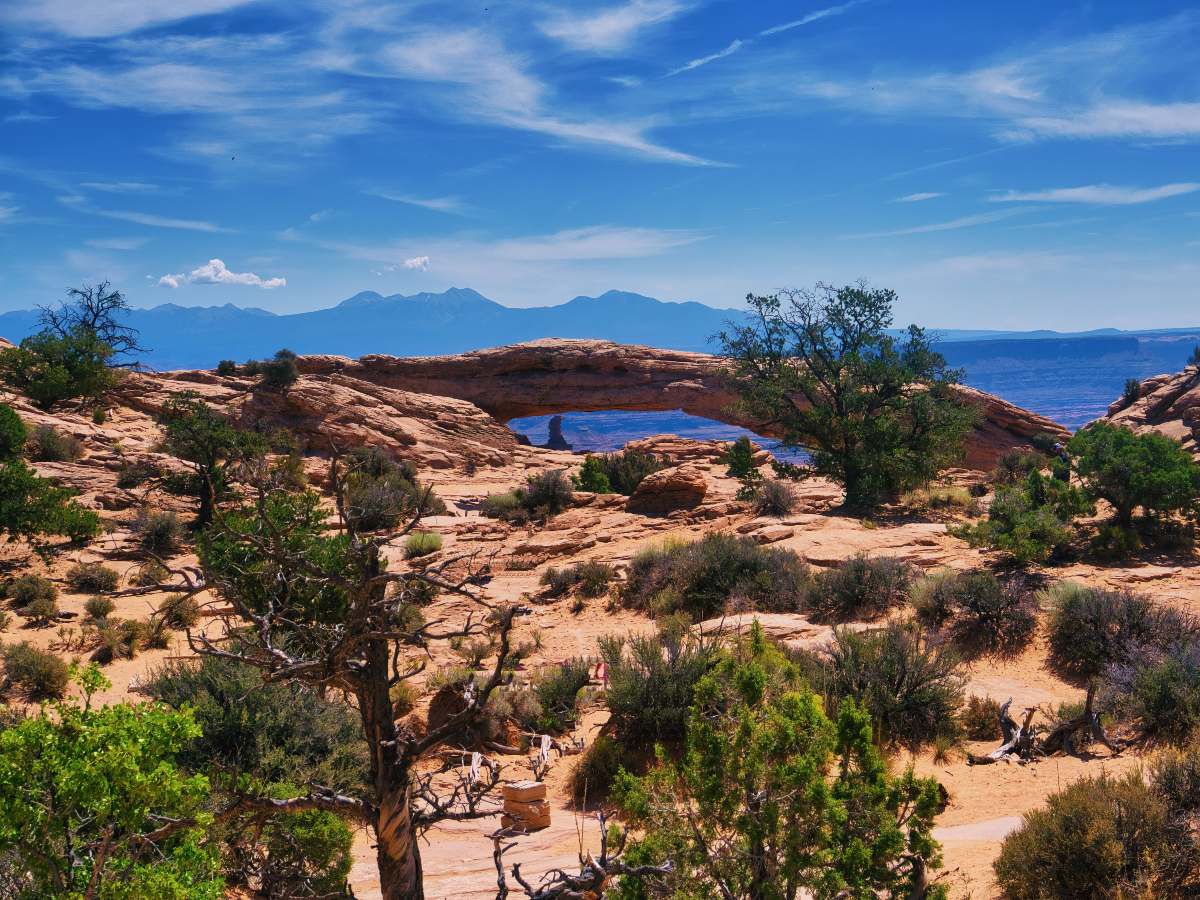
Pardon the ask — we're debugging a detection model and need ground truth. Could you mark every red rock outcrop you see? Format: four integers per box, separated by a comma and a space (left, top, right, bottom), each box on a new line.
295, 339, 1068, 470
1102, 365, 1200, 454
626, 464, 707, 515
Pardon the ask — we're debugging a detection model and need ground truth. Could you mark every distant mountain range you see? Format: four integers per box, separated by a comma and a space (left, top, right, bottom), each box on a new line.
2, 287, 1198, 429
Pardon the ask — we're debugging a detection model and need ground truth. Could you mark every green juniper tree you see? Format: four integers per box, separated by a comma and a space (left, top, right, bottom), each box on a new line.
720, 283, 975, 510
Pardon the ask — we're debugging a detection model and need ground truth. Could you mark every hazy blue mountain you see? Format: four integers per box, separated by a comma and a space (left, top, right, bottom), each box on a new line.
2, 287, 1198, 429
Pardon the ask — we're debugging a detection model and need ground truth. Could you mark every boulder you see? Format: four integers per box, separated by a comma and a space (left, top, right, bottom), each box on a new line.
627, 464, 707, 515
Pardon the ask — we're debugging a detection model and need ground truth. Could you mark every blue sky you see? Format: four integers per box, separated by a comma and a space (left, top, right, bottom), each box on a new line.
0, 0, 1197, 329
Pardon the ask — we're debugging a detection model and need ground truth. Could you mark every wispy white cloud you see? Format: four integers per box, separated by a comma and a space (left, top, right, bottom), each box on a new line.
990, 183, 1200, 205
539, 1, 688, 54
80, 181, 158, 194
369, 191, 467, 215
667, 40, 745, 77
403, 255, 430, 271
158, 258, 286, 289
843, 207, 1031, 238
491, 226, 706, 261
58, 193, 228, 232
1015, 101, 1200, 140
759, 0, 870, 37
0, 0, 255, 38
308, 209, 332, 222
893, 192, 944, 203
85, 237, 148, 250
3, 111, 54, 123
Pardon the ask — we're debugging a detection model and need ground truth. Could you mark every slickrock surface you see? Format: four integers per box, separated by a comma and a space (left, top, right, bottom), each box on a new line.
1105, 363, 1200, 453
295, 339, 1070, 469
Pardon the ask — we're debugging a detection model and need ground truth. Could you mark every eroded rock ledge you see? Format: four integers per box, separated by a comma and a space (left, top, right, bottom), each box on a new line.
295, 338, 1069, 469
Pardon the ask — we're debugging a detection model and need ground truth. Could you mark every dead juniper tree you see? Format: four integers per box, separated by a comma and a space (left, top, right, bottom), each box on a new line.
967, 684, 1123, 765
491, 812, 673, 899
182, 452, 517, 899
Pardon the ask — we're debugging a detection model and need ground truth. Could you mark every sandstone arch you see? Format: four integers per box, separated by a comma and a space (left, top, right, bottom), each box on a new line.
296, 339, 1068, 470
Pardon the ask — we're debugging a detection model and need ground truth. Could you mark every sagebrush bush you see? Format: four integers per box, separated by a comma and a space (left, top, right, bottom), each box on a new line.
992, 450, 1045, 485
18, 595, 59, 625
531, 657, 592, 733
343, 448, 445, 531
994, 771, 1170, 900
754, 479, 797, 516
804, 553, 913, 623
589, 449, 667, 495
404, 531, 442, 559
141, 655, 369, 792
84, 594, 115, 620
5, 574, 57, 609
520, 469, 573, 517
1, 642, 69, 699
135, 508, 183, 554
1043, 581, 1194, 681
599, 620, 715, 747
115, 459, 160, 489
540, 561, 613, 599
481, 491, 521, 520
27, 424, 83, 462
65, 561, 119, 593
1104, 641, 1200, 744
132, 560, 169, 586
960, 694, 1003, 741
912, 568, 1036, 657
157, 593, 201, 630
570, 735, 626, 805
817, 623, 964, 749
622, 533, 810, 620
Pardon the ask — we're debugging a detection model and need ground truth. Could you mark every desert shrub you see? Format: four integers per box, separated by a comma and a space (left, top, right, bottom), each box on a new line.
1122, 377, 1142, 406
255, 348, 299, 391
754, 478, 797, 516
27, 424, 83, 462
1070, 422, 1200, 528
390, 681, 418, 718
592, 448, 666, 495
531, 657, 592, 733
960, 694, 1003, 741
817, 622, 964, 749
1043, 581, 1194, 681
132, 559, 169, 586
92, 618, 151, 663
0, 404, 26, 460
5, 574, 57, 609
215, 359, 238, 376
722, 436, 757, 478
65, 560, 119, 593
134, 507, 183, 554
903, 484, 976, 511
91, 407, 106, 425
569, 735, 625, 804
912, 568, 1036, 657
404, 531, 442, 559
599, 619, 716, 748
0, 457, 101, 546
271, 452, 308, 490
1101, 639, 1200, 744
158, 593, 201, 630
17, 595, 59, 625
84, 594, 115, 620
343, 448, 445, 531
481, 491, 521, 519
540, 561, 613, 599
0, 328, 120, 409
571, 455, 612, 493
623, 533, 810, 620
1, 642, 69, 699
994, 771, 1170, 899
140, 655, 369, 791
805, 553, 913, 623
992, 450, 1045, 485
954, 470, 1090, 565
520, 469, 573, 517
115, 458, 160, 488
0, 611, 9, 632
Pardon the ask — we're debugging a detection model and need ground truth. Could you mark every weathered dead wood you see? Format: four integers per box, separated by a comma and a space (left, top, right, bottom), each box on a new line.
968, 684, 1124, 766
